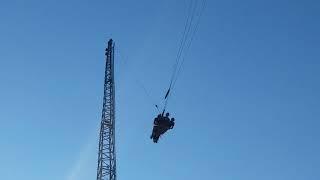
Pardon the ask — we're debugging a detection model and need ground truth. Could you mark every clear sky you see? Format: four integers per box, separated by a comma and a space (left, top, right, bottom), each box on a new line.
0, 0, 319, 180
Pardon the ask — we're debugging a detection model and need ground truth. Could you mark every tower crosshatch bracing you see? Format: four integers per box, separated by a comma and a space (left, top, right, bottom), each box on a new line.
96, 39, 117, 180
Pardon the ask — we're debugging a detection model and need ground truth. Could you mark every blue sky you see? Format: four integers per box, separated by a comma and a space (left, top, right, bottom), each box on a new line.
0, 0, 319, 179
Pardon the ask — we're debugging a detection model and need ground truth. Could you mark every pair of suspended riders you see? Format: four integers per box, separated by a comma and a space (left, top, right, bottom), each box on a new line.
150, 112, 175, 143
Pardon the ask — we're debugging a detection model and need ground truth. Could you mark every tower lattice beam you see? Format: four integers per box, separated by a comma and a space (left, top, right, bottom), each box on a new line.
96, 39, 116, 180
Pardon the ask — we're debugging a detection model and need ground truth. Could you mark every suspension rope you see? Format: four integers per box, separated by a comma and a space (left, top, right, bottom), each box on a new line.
163, 0, 207, 112
167, 0, 196, 91
117, 46, 161, 113
116, 0, 207, 114
172, 0, 207, 88
135, 79, 161, 113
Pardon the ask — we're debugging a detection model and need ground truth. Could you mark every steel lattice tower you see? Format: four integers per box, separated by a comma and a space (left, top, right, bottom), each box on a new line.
96, 39, 116, 180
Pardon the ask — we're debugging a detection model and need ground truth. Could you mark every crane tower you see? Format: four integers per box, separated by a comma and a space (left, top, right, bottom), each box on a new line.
96, 39, 117, 180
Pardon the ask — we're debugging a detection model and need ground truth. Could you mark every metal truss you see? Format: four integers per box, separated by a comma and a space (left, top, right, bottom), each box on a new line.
96, 39, 116, 180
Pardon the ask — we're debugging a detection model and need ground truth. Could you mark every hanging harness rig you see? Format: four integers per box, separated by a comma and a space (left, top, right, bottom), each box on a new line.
149, 0, 206, 143
150, 113, 175, 143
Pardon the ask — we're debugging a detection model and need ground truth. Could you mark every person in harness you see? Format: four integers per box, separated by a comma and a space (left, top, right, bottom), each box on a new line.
150, 112, 175, 143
